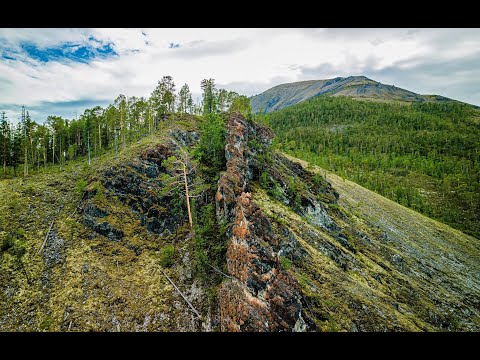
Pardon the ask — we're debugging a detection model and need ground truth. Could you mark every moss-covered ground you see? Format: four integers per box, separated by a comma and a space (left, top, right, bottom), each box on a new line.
0, 116, 220, 331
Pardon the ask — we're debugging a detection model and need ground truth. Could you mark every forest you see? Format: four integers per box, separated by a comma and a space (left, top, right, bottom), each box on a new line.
0, 76, 251, 178
266, 95, 480, 239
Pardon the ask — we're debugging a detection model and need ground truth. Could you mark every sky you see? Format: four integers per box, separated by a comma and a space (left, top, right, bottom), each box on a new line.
1, 28, 479, 123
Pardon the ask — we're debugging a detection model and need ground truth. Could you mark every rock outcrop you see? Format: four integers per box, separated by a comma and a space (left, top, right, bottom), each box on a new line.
216, 113, 305, 331
81, 138, 187, 240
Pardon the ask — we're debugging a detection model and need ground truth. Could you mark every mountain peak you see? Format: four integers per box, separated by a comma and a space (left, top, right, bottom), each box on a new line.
250, 76, 453, 114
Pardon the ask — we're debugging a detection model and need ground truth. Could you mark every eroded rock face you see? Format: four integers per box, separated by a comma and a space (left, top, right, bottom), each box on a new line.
216, 113, 305, 332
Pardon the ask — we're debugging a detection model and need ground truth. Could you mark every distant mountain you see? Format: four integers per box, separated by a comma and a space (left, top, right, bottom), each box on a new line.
250, 76, 456, 113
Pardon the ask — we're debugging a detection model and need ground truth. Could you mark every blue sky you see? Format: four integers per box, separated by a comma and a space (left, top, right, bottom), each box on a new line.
1, 28, 480, 123
18, 40, 117, 63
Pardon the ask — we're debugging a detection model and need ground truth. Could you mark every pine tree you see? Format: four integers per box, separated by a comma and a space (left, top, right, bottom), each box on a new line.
178, 84, 192, 114
114, 95, 127, 150
151, 76, 176, 121
200, 78, 217, 115
11, 123, 22, 177
228, 95, 252, 117
0, 112, 9, 176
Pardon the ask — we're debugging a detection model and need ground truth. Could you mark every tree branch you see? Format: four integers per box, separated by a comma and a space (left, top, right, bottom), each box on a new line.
161, 269, 200, 319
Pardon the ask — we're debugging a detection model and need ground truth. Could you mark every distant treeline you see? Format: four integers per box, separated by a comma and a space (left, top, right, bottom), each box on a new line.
266, 95, 480, 239
0, 77, 251, 177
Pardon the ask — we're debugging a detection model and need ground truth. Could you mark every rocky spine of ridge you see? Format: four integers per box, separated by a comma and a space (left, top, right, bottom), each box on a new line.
215, 112, 306, 331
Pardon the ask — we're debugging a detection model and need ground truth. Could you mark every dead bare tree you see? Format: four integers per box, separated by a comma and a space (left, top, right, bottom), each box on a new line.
158, 149, 207, 230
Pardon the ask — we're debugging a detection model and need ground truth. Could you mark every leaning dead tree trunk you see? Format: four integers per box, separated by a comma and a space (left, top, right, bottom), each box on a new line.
208, 264, 232, 279
38, 217, 55, 255
38, 206, 61, 255
161, 269, 200, 319
162, 150, 201, 230
182, 161, 193, 228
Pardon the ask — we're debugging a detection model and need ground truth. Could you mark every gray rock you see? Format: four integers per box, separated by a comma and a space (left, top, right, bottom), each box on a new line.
293, 312, 307, 332
169, 129, 199, 147
278, 226, 307, 261
83, 203, 108, 218
43, 231, 65, 268
305, 201, 334, 229
392, 254, 404, 268
84, 216, 124, 241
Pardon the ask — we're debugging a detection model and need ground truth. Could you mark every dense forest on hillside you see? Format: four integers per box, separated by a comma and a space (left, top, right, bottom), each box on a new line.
266, 96, 480, 238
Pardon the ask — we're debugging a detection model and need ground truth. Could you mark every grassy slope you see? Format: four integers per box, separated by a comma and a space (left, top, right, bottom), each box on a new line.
0, 117, 209, 331
253, 153, 479, 331
284, 153, 478, 264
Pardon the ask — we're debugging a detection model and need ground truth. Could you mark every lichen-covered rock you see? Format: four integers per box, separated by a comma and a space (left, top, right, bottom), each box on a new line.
84, 216, 124, 241
81, 139, 187, 239
140, 142, 176, 166
43, 230, 65, 269
304, 200, 334, 230
216, 112, 305, 332
277, 226, 307, 261
169, 129, 199, 148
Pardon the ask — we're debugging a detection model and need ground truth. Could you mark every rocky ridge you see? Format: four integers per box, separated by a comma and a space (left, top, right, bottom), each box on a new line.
215, 113, 306, 331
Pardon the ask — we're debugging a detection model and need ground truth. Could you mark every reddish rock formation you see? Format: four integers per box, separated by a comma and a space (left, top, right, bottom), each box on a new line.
216, 112, 306, 332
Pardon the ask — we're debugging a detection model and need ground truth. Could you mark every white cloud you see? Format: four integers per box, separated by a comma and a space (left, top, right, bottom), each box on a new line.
1, 28, 480, 123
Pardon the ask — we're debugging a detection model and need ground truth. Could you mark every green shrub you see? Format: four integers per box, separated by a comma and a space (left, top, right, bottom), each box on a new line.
195, 113, 226, 174
1, 228, 25, 255
93, 181, 104, 202
0, 234, 13, 252
280, 255, 292, 270
39, 315, 52, 331
194, 235, 208, 273
260, 171, 271, 189
193, 203, 227, 277
24, 185, 35, 196
75, 179, 88, 194
159, 244, 175, 268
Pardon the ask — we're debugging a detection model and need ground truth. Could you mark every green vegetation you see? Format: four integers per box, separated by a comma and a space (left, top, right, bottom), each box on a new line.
0, 76, 245, 181
75, 179, 88, 194
3, 68, 478, 332
195, 113, 227, 176
254, 170, 480, 332
159, 245, 175, 268
193, 203, 227, 276
0, 228, 29, 283
279, 255, 292, 270
266, 95, 480, 238
228, 95, 252, 118
192, 111, 228, 277
0, 114, 224, 331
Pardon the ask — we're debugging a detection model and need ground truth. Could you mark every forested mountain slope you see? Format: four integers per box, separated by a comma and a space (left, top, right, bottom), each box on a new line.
265, 96, 480, 239
250, 76, 458, 114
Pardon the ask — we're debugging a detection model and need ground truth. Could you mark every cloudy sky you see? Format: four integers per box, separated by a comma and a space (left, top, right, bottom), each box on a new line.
1, 28, 479, 123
